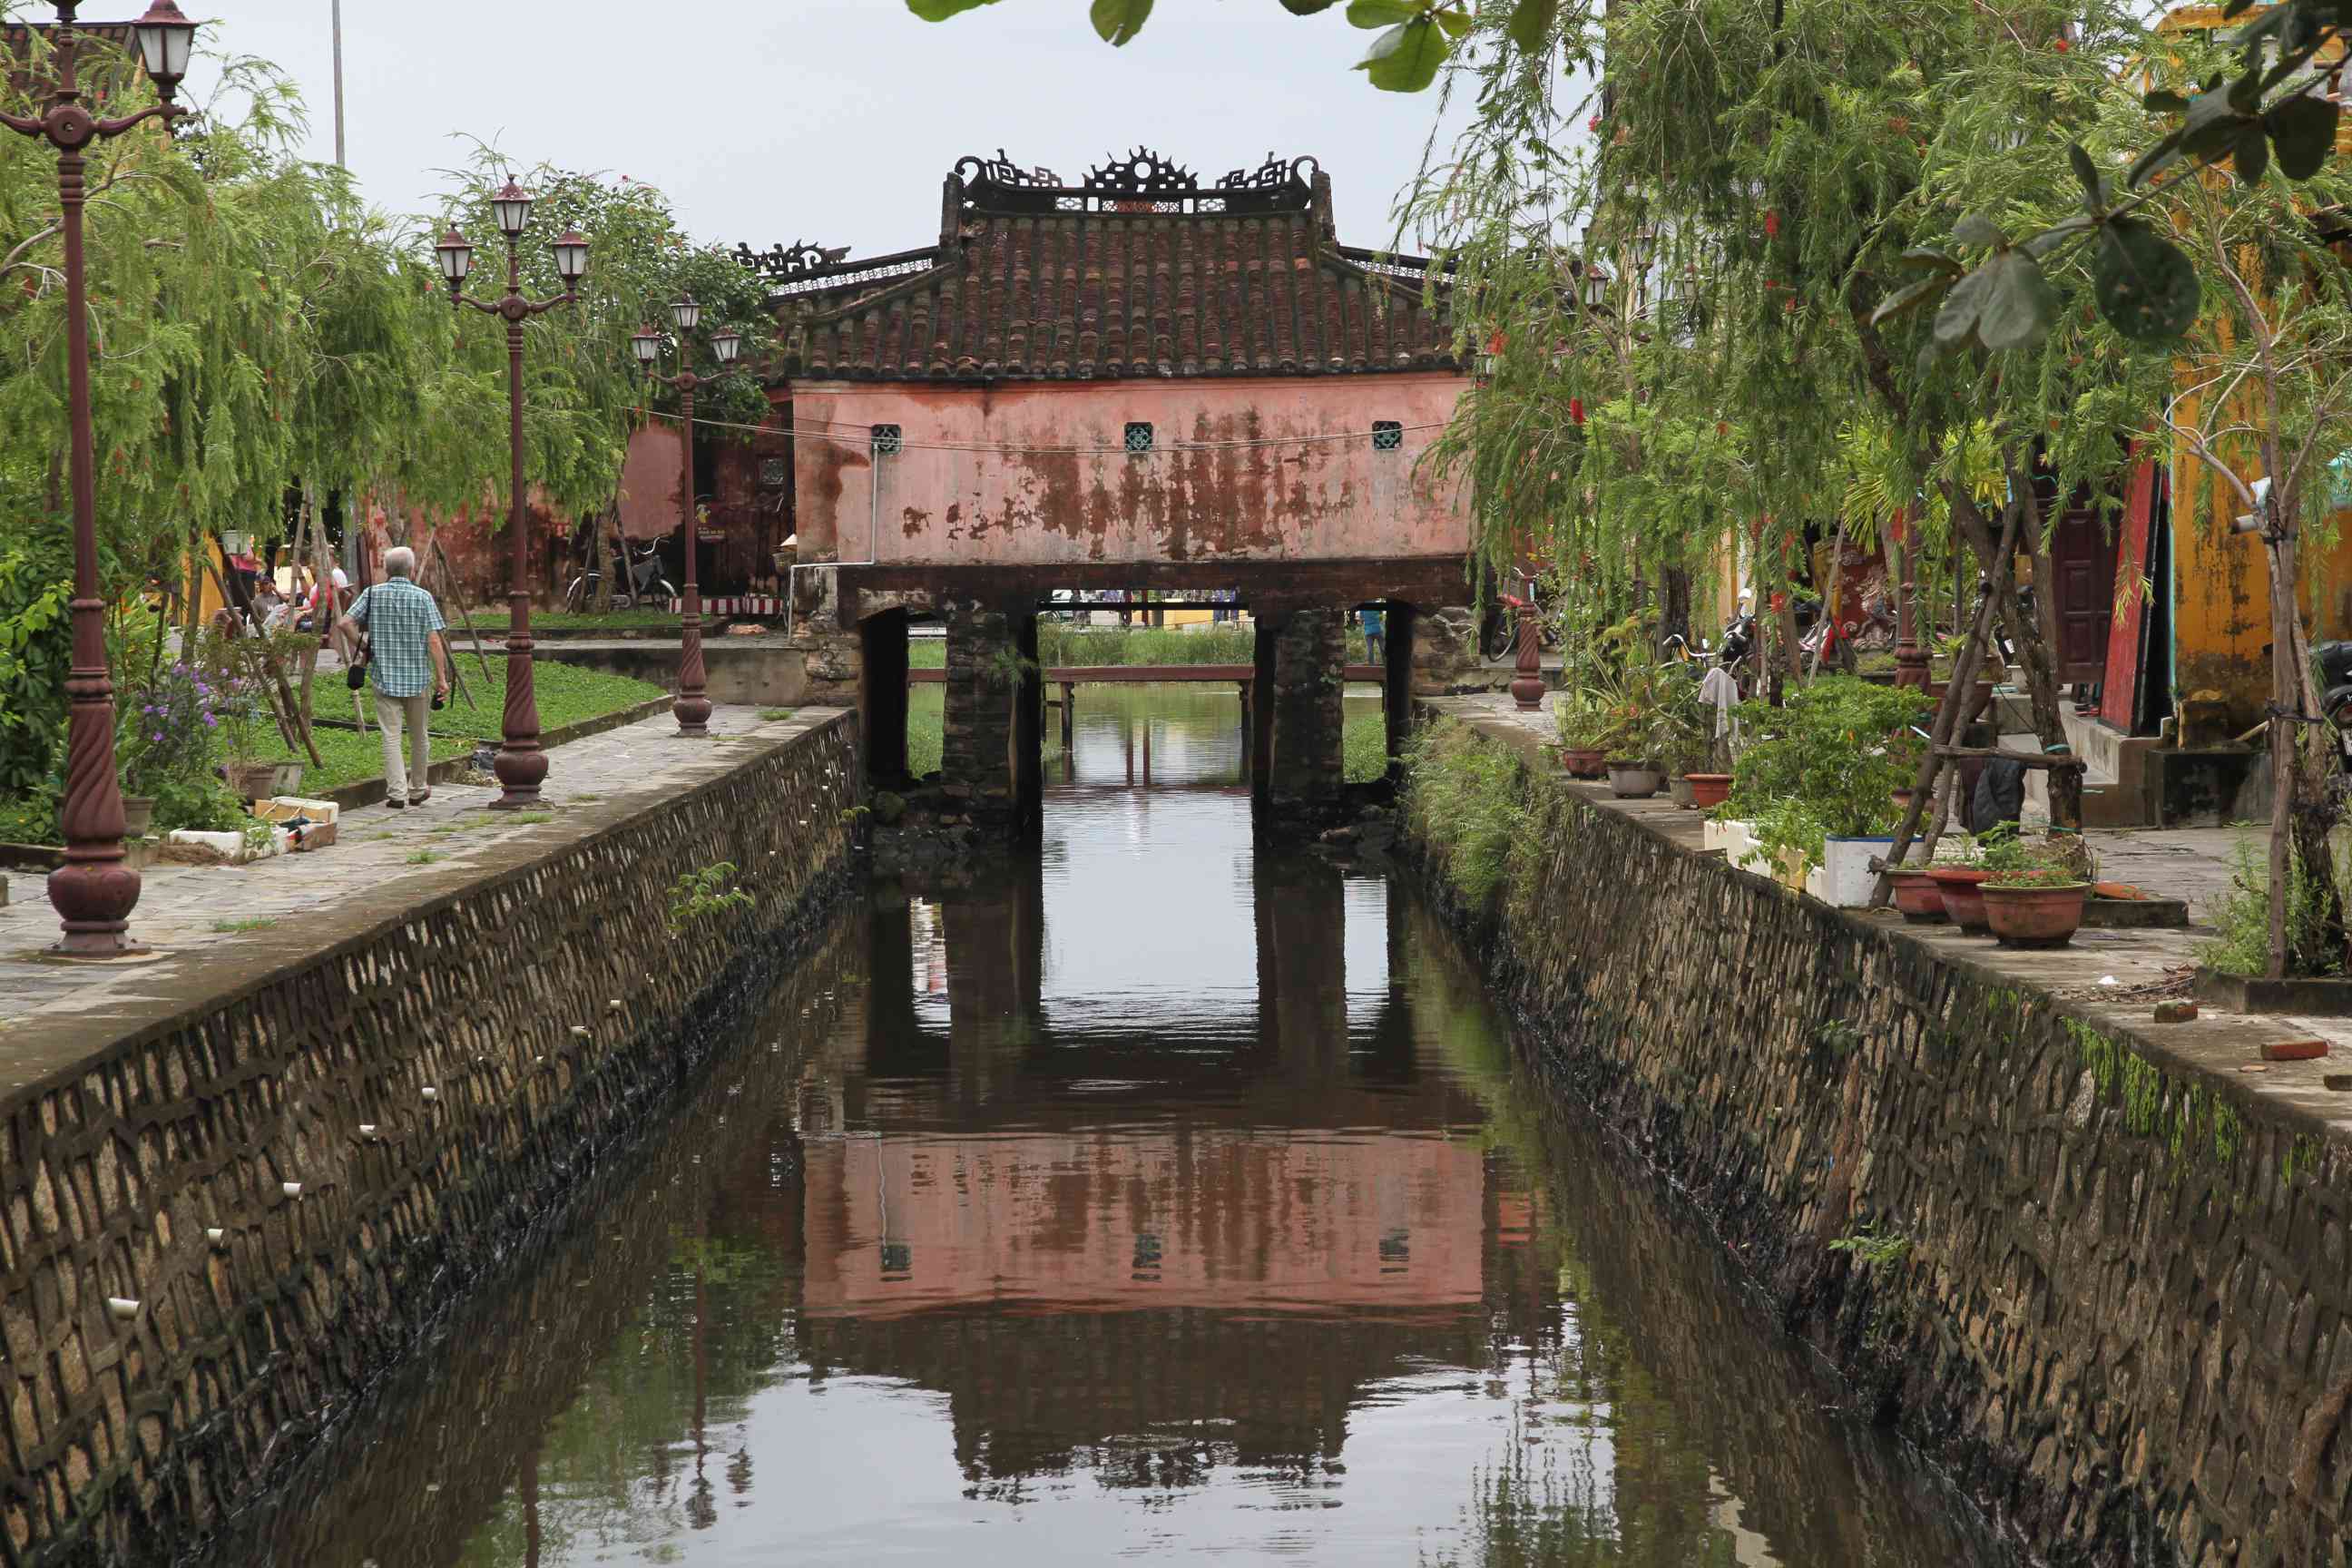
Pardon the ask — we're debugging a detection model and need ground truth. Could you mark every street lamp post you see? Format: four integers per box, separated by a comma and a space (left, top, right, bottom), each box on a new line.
436, 188, 588, 808
632, 298, 743, 739
3, 2, 198, 956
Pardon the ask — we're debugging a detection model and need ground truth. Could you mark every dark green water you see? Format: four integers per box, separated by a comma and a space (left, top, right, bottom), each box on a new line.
193, 686, 2013, 1567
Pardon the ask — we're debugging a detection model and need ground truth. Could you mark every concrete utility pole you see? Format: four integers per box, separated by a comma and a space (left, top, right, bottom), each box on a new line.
331, 0, 346, 167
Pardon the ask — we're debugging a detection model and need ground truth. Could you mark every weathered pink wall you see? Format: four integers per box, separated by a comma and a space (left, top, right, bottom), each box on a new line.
799, 1128, 1491, 1318
789, 372, 1469, 568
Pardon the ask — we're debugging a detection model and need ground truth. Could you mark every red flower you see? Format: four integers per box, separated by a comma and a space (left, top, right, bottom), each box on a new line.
1569, 397, 1584, 426
2053, 36, 2070, 51
1764, 209, 1781, 240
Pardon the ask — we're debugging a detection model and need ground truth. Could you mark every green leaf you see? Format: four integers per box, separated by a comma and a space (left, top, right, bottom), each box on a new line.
2234, 122, 2270, 184
2094, 219, 2200, 343
1932, 264, 1994, 346
1974, 250, 2059, 351
1505, 0, 1558, 50
1436, 5, 1475, 39
2023, 215, 2095, 260
1868, 273, 1953, 328
1348, 0, 1421, 25
2267, 93, 2339, 179
2180, 93, 2252, 159
1357, 15, 1449, 90
1952, 212, 2005, 249
2068, 142, 2105, 212
1279, 0, 1341, 11
1898, 246, 1963, 274
1090, 0, 1153, 44
2143, 89, 2191, 113
904, 0, 1000, 18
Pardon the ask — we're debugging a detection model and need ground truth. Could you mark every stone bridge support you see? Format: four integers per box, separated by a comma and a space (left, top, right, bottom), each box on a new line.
941, 599, 1043, 837
1250, 605, 1346, 819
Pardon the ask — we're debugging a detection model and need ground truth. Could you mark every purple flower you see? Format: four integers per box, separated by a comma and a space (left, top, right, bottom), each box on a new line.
201, 714, 216, 729
151, 731, 162, 741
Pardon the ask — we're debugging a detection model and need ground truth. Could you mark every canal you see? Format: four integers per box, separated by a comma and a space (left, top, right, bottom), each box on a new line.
191, 686, 2014, 1567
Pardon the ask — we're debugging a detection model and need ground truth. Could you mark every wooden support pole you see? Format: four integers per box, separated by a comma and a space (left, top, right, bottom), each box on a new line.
1867, 493, 2026, 906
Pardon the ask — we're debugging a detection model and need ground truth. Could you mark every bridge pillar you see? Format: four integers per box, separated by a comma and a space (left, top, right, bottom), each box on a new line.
941, 598, 1043, 837
1250, 604, 1346, 818
1409, 605, 1483, 695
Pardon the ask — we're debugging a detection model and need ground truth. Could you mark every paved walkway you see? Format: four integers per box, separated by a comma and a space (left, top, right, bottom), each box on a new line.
0, 705, 831, 1055
1438, 692, 2351, 1132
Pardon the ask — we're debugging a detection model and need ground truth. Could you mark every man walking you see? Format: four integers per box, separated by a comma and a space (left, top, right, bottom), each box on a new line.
338, 546, 451, 809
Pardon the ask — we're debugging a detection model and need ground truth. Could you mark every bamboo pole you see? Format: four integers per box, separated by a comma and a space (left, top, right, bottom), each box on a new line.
431, 534, 495, 691
203, 554, 322, 766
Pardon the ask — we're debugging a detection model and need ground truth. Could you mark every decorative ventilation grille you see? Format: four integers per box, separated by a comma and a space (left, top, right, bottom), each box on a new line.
1372, 420, 1404, 452
870, 424, 903, 456
1124, 422, 1154, 454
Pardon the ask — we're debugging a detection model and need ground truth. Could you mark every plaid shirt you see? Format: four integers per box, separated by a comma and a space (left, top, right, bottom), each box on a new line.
348, 579, 446, 699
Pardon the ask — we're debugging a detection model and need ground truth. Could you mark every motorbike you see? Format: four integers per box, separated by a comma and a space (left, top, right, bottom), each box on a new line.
564, 540, 678, 614
1662, 608, 1757, 672
2316, 642, 2352, 753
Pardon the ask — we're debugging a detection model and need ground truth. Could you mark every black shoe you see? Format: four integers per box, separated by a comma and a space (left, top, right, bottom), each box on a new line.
386, 795, 407, 809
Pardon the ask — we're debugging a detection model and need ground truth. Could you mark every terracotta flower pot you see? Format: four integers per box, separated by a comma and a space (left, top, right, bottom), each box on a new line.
1605, 760, 1662, 799
228, 761, 302, 801
1684, 772, 1733, 809
1561, 746, 1607, 779
1668, 775, 1697, 808
1982, 882, 2088, 948
1926, 866, 1993, 931
1886, 867, 1946, 924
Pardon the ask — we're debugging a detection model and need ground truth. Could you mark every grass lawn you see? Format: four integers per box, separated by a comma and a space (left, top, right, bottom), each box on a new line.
475, 607, 684, 634
259, 660, 665, 791
1343, 710, 1388, 784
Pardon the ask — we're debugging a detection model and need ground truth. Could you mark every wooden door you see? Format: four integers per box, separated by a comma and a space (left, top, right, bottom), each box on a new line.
2049, 505, 2117, 684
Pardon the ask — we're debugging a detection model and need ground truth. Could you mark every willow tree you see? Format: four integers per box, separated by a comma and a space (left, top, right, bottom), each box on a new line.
405, 150, 776, 589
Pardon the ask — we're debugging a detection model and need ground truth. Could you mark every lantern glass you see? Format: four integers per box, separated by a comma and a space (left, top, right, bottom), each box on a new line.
632, 325, 662, 366
551, 230, 590, 286
435, 229, 474, 285
711, 329, 742, 365
132, 1, 195, 85
670, 294, 702, 333
490, 181, 533, 239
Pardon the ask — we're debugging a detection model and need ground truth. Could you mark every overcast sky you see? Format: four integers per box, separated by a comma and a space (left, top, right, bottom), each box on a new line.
197, 2, 1473, 260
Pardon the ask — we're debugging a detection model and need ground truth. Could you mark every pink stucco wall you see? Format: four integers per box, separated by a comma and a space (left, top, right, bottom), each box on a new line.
789, 372, 1469, 568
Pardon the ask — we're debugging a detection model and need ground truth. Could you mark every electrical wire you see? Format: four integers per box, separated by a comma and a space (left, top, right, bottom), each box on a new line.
637, 406, 1449, 457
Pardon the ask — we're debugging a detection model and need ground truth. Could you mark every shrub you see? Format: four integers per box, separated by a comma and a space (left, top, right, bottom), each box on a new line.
1402, 720, 1530, 910
0, 537, 72, 798
1721, 675, 1932, 867
2204, 838, 2345, 978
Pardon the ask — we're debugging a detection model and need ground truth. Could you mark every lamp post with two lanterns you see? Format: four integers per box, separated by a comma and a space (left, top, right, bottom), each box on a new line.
3, 1, 199, 956
434, 188, 589, 808
632, 299, 741, 739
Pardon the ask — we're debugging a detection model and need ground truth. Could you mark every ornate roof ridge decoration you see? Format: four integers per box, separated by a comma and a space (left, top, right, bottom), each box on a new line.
954, 148, 1322, 217
733, 240, 852, 282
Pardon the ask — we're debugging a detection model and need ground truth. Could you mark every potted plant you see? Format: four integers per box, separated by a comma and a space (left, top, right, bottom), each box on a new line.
1926, 828, 1994, 931
1552, 689, 1610, 779
1719, 675, 1934, 906
208, 661, 300, 800
1886, 861, 1947, 922
1979, 829, 2092, 947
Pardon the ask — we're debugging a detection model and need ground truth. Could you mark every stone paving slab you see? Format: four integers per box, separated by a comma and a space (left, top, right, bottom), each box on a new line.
1438, 692, 2352, 1135
0, 705, 840, 1066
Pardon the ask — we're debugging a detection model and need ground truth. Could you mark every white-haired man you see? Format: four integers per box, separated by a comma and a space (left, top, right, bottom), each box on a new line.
337, 546, 452, 808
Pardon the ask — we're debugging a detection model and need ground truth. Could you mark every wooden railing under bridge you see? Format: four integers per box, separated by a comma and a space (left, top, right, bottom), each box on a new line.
906, 663, 1390, 747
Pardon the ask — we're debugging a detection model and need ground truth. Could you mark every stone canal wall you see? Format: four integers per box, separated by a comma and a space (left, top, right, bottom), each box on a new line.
1411, 710, 2351, 1568
0, 714, 860, 1567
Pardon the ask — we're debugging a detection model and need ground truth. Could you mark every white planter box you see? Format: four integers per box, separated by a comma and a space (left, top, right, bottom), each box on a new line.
1809, 836, 1895, 906
167, 827, 291, 865
1706, 818, 1777, 877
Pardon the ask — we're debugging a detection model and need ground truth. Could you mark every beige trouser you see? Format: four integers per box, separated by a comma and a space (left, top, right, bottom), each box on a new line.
377, 691, 432, 801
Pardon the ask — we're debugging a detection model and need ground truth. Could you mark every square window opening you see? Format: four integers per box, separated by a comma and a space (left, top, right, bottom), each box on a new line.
870, 424, 903, 456
1124, 422, 1154, 454
1372, 420, 1404, 452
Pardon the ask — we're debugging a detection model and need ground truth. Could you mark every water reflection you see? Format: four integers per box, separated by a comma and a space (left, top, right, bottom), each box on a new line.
189, 689, 2009, 1568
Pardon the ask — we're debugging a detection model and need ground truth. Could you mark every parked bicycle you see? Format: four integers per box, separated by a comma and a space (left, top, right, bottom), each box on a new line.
564, 539, 677, 615
1480, 566, 1563, 662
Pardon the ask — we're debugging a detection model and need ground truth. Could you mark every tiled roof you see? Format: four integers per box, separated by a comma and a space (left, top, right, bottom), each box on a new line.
764, 151, 1458, 383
